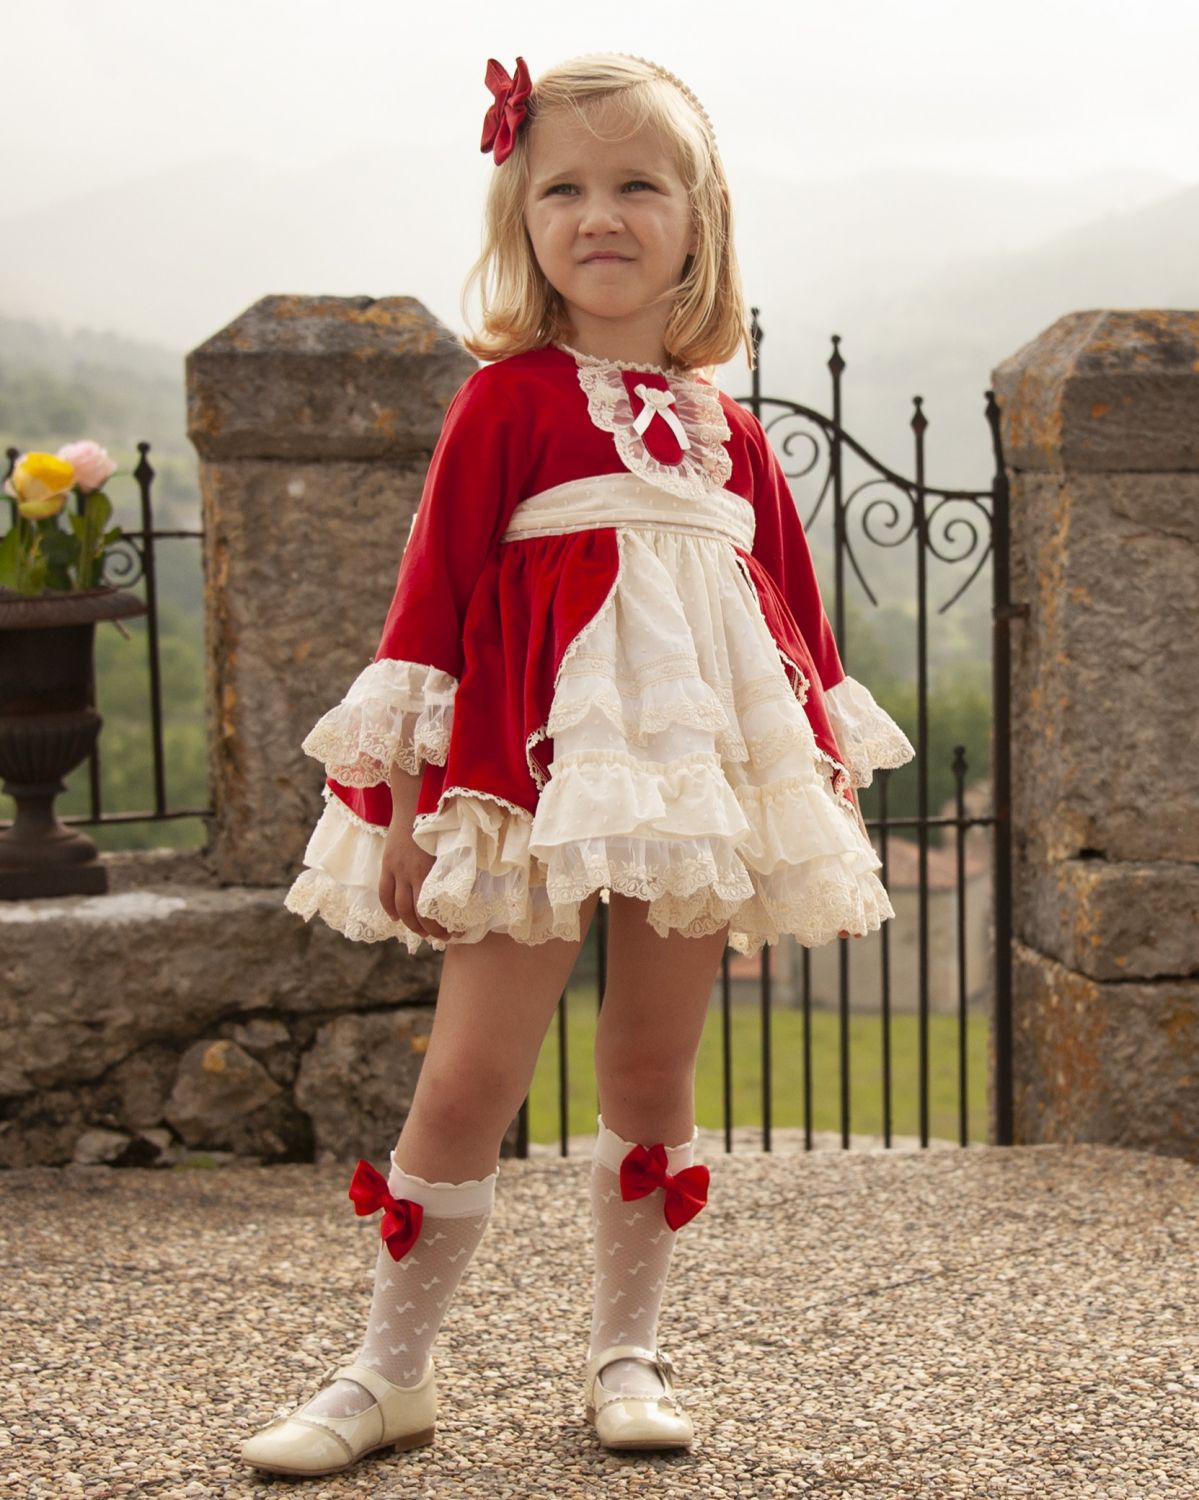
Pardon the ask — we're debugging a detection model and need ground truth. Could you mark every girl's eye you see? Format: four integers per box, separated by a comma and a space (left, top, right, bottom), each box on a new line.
545, 180, 656, 196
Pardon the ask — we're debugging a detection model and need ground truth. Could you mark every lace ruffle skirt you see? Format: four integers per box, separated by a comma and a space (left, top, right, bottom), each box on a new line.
285, 475, 898, 957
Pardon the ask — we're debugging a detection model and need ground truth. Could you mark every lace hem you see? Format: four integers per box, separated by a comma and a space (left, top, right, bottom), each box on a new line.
410, 737, 888, 951
299, 658, 458, 787
823, 675, 916, 789
286, 779, 895, 959
572, 361, 733, 500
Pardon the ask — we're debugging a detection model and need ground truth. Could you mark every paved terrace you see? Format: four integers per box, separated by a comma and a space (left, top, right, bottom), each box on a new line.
2, 1135, 1196, 1499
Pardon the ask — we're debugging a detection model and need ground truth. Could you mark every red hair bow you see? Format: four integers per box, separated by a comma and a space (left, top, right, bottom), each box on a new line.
481, 56, 532, 165
348, 1158, 424, 1262
619, 1143, 710, 1231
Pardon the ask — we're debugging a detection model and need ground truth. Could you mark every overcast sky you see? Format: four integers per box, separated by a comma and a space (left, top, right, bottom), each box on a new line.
5, 0, 1196, 214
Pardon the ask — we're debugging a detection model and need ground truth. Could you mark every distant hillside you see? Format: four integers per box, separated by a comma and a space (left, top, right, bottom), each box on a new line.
1, 155, 1190, 499
0, 313, 196, 532
2, 158, 1193, 683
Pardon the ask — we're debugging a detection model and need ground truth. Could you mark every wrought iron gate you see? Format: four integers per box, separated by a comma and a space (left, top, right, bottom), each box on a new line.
516, 308, 1014, 1156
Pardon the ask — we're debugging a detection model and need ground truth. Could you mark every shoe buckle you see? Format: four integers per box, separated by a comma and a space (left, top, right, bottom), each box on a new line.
655, 1348, 678, 1378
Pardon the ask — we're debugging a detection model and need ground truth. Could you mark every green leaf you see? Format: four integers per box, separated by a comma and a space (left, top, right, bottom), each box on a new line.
40, 529, 78, 566
71, 489, 110, 590
86, 491, 113, 529
0, 526, 22, 589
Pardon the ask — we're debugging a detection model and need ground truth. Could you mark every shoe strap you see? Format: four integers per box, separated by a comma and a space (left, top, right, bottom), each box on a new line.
326, 1360, 429, 1405
587, 1343, 678, 1390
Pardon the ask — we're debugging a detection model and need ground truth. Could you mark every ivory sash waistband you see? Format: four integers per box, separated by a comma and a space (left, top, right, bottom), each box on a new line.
499, 472, 756, 550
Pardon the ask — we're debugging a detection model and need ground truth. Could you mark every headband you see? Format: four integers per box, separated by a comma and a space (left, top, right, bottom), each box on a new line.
480, 53, 716, 166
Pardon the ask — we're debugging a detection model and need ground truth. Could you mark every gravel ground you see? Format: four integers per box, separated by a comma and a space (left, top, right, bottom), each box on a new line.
2, 1139, 1197, 1499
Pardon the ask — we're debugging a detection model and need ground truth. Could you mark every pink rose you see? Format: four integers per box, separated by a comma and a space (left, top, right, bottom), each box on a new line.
56, 439, 116, 494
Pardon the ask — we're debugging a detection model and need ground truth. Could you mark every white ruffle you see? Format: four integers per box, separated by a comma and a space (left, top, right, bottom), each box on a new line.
823, 675, 916, 790
283, 747, 894, 958
285, 523, 903, 958
299, 657, 458, 786
284, 785, 575, 954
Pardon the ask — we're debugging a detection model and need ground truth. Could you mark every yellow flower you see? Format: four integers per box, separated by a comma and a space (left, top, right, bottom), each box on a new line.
11, 452, 76, 521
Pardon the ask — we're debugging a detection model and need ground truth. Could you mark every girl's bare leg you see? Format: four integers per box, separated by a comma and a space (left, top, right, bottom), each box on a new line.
593, 892, 729, 1144
395, 888, 603, 1179
587, 894, 730, 1399
304, 891, 603, 1423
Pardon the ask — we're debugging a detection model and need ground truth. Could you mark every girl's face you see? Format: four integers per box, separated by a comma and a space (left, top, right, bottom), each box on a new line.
523, 105, 698, 359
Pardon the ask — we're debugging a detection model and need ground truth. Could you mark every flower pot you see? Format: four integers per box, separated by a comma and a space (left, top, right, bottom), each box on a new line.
0, 585, 148, 898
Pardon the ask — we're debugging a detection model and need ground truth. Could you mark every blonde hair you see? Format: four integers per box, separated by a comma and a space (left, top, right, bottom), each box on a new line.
459, 53, 754, 377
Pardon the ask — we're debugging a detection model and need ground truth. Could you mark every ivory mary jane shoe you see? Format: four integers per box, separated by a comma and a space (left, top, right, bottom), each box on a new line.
584, 1343, 694, 1451
240, 1358, 436, 1477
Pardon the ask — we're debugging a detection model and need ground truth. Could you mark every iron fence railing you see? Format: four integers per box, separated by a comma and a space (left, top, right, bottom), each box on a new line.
515, 309, 1013, 1156
3, 309, 1013, 1155
1, 441, 211, 828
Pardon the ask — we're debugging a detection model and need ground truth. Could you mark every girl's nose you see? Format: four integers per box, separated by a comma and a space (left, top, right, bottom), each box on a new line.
578, 198, 625, 234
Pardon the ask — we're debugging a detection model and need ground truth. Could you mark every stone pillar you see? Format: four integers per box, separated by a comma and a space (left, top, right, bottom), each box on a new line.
991, 310, 1199, 1159
185, 294, 476, 885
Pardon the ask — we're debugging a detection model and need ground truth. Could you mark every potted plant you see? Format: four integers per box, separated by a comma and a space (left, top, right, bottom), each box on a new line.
0, 441, 148, 898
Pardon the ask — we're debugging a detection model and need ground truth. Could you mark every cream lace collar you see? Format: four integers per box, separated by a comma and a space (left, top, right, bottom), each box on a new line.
550, 341, 732, 499
551, 338, 706, 383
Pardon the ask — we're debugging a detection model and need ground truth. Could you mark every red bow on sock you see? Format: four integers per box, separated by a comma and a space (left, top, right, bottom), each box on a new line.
348, 1159, 424, 1262
619, 1143, 710, 1231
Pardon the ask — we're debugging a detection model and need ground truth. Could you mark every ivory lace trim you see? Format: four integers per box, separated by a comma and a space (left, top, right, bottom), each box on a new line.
571, 360, 733, 500
300, 658, 457, 786
553, 340, 702, 378
525, 536, 627, 792
287, 760, 896, 959
823, 676, 917, 789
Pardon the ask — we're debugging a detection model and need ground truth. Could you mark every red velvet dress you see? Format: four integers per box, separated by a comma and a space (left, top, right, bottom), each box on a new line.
285, 341, 914, 956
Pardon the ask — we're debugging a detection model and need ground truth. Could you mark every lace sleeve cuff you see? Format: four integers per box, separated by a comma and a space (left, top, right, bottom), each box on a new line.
299, 658, 458, 787
824, 675, 916, 790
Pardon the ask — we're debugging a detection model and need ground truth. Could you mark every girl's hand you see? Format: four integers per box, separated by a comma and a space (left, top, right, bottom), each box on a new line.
377, 822, 463, 944
838, 929, 864, 940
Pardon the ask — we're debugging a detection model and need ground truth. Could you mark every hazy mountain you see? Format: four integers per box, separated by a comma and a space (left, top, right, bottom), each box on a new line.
725, 175, 1197, 490
1, 153, 1191, 615
0, 146, 1183, 363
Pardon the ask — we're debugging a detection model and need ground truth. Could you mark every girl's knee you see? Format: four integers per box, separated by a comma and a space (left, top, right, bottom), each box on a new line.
595, 1045, 696, 1097
414, 1060, 523, 1135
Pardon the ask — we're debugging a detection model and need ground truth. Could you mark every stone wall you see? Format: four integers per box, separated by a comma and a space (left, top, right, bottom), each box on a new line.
0, 296, 486, 1169
3, 300, 1196, 1168
186, 293, 476, 887
990, 309, 1199, 1159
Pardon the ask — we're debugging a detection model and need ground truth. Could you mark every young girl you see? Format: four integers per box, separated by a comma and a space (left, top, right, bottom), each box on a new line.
242, 51, 914, 1478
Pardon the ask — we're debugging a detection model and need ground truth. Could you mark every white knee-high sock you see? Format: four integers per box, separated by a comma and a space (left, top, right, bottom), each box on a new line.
588, 1113, 704, 1398
302, 1151, 497, 1420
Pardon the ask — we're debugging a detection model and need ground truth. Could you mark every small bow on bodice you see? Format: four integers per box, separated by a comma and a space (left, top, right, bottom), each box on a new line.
631, 383, 692, 452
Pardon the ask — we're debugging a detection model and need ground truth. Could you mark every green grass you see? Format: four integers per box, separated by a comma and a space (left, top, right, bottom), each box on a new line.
527, 986, 990, 1148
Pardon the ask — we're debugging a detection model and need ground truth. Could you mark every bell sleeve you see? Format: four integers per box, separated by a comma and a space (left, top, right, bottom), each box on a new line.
298, 370, 518, 788
749, 423, 915, 792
